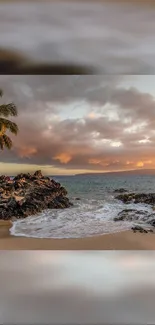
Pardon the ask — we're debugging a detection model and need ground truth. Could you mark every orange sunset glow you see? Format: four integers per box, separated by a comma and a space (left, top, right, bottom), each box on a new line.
1, 75, 155, 176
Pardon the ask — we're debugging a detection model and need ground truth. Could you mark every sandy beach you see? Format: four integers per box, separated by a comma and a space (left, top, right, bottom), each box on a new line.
0, 223, 155, 250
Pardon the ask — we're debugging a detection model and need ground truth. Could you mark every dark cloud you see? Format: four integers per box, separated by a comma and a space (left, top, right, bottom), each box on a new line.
0, 76, 155, 173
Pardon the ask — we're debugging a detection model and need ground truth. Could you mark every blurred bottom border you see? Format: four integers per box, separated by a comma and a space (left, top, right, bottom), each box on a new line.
0, 251, 155, 324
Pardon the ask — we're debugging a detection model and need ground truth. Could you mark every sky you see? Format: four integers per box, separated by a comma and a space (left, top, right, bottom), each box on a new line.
1, 75, 155, 175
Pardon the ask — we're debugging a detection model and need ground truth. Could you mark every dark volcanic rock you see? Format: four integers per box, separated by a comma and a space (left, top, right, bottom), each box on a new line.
114, 209, 137, 222
131, 225, 153, 233
116, 193, 155, 205
148, 219, 155, 227
0, 171, 72, 220
131, 225, 148, 233
114, 188, 128, 193
113, 209, 149, 222
33, 170, 43, 178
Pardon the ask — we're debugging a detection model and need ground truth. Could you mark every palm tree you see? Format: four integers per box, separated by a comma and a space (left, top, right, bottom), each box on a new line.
0, 89, 19, 150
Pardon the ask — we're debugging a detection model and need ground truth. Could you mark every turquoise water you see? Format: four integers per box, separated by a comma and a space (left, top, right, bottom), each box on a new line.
10, 174, 155, 238
55, 174, 155, 198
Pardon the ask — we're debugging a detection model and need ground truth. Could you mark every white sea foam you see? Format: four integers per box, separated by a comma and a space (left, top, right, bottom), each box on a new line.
10, 198, 153, 238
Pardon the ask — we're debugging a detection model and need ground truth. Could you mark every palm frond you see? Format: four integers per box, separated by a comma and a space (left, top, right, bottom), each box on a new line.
0, 136, 4, 149
0, 124, 6, 136
0, 118, 19, 135
0, 134, 12, 150
0, 90, 19, 150
0, 103, 18, 117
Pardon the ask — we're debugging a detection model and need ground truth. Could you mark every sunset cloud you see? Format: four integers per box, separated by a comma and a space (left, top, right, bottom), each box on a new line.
1, 75, 155, 175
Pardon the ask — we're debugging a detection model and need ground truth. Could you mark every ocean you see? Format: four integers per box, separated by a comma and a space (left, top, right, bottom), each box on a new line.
10, 174, 155, 238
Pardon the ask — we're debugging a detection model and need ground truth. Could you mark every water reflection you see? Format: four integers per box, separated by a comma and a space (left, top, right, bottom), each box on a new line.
0, 1, 155, 73
0, 251, 155, 323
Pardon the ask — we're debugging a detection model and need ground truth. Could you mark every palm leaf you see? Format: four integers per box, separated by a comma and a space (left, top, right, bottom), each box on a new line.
0, 103, 18, 117
0, 89, 19, 150
0, 136, 4, 149
0, 124, 6, 136
0, 134, 12, 150
0, 118, 19, 135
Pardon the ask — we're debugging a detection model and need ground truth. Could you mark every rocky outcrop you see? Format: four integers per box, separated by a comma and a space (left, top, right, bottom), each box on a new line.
115, 193, 155, 205
0, 170, 73, 220
113, 194, 155, 233
113, 209, 149, 222
131, 225, 153, 234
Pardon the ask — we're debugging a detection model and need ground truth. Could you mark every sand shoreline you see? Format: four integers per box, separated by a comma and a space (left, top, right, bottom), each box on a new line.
0, 223, 155, 250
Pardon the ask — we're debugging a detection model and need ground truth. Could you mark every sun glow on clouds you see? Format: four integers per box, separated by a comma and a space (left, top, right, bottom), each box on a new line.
126, 161, 134, 165
136, 160, 153, 167
137, 161, 144, 167
2, 76, 155, 175
18, 147, 37, 158
54, 153, 72, 164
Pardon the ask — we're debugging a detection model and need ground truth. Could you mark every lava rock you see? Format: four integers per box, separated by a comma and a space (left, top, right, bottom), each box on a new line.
33, 170, 43, 178
131, 225, 153, 233
0, 170, 72, 220
149, 220, 155, 227
114, 209, 136, 222
131, 225, 148, 233
116, 193, 155, 205
113, 209, 149, 222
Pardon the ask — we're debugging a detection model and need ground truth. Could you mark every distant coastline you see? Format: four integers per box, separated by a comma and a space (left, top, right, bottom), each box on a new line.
76, 169, 155, 176
6, 169, 155, 178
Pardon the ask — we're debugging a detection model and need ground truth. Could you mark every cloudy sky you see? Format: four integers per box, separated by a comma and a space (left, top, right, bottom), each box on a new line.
1, 75, 155, 175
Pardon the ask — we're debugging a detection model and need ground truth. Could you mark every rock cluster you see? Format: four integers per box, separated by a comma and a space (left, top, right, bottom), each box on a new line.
131, 225, 153, 234
0, 170, 73, 220
113, 209, 149, 222
115, 193, 155, 205
114, 192, 155, 233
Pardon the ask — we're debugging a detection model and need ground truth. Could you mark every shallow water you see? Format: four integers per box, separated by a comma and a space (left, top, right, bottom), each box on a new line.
10, 174, 155, 238
0, 1, 155, 73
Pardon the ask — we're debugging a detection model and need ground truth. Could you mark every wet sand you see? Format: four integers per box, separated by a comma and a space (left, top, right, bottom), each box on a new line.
0, 223, 155, 250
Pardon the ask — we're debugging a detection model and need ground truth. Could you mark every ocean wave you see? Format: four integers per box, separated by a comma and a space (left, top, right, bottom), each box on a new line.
10, 197, 153, 238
